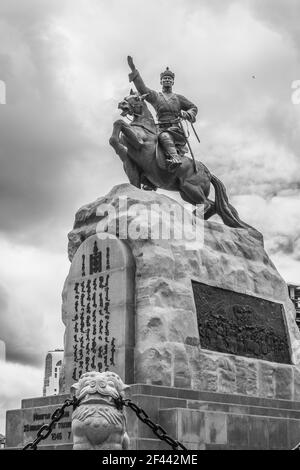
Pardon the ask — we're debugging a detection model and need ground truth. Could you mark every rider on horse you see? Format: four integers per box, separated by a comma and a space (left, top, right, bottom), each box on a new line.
127, 56, 198, 172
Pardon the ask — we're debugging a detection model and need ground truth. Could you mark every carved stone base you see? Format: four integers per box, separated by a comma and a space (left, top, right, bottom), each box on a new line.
66, 184, 300, 399
6, 384, 300, 450
126, 384, 300, 450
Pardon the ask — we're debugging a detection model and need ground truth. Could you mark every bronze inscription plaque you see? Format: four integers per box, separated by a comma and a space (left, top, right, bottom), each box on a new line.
192, 281, 291, 364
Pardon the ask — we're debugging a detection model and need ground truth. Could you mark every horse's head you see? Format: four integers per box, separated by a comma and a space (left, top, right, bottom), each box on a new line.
118, 89, 149, 117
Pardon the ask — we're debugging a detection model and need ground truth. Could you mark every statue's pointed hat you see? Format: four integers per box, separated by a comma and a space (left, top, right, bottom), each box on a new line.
160, 67, 175, 80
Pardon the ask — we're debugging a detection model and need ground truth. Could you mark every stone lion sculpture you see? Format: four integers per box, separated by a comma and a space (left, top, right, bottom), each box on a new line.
71, 371, 130, 450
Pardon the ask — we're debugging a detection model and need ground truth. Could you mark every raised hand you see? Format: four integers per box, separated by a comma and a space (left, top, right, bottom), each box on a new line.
127, 56, 136, 72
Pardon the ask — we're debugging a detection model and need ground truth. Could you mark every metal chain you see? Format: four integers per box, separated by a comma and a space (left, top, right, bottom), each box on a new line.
23, 394, 187, 451
114, 396, 188, 451
23, 397, 80, 450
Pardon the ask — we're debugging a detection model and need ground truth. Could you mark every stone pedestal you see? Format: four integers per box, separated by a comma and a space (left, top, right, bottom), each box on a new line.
6, 395, 72, 449
124, 384, 300, 450
7, 384, 300, 450
6, 184, 300, 450
66, 184, 300, 394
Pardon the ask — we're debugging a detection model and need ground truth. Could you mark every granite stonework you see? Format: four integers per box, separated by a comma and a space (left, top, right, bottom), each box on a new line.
6, 394, 72, 449
6, 184, 300, 450
6, 385, 300, 450
67, 184, 300, 400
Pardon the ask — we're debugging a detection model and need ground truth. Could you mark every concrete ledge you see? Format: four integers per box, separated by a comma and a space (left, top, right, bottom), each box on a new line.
158, 407, 300, 450
127, 384, 300, 409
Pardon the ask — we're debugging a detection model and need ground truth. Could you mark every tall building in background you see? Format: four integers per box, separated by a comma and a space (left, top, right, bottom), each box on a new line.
0, 434, 5, 449
288, 284, 300, 329
43, 349, 64, 397
0, 340, 6, 361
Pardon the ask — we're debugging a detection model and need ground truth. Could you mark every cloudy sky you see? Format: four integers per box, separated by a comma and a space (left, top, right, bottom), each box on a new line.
1, 0, 300, 435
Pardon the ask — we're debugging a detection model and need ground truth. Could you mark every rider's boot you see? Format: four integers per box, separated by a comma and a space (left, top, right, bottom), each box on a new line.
159, 132, 182, 171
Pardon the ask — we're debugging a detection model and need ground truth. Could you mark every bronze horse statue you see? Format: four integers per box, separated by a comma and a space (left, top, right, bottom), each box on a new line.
110, 91, 251, 229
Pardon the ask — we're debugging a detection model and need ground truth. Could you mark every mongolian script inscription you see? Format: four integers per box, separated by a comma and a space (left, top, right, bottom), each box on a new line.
63, 233, 135, 390
71, 241, 116, 381
192, 281, 291, 364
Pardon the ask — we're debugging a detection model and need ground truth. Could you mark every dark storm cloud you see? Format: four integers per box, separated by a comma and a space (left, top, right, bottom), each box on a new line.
0, 0, 298, 248
248, 0, 300, 55
0, 0, 98, 242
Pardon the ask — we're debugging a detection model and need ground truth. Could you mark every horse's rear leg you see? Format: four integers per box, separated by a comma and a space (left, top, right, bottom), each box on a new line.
180, 181, 216, 219
204, 199, 216, 220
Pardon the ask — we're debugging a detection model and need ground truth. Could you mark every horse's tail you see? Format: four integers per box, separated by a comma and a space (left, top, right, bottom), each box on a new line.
211, 174, 250, 229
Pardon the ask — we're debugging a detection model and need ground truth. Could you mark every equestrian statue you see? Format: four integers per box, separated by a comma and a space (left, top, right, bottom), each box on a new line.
109, 56, 251, 229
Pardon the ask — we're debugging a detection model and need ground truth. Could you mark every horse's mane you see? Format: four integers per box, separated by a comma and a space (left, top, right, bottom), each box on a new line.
126, 91, 156, 125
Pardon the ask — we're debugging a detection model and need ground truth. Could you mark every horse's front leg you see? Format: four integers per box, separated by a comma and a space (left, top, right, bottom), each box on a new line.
109, 119, 128, 161
120, 122, 143, 150
110, 120, 142, 156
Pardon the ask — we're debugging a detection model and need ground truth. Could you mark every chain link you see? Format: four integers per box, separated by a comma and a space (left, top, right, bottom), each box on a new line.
115, 397, 188, 451
23, 396, 80, 450
23, 394, 187, 451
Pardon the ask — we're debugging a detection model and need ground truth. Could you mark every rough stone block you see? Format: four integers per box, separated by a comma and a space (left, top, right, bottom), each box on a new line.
227, 414, 249, 447
134, 347, 172, 386
258, 363, 275, 398
274, 366, 293, 400
248, 416, 269, 449
159, 409, 206, 445
158, 409, 178, 439
173, 344, 192, 388
293, 367, 300, 401
268, 417, 288, 449
235, 358, 258, 396
179, 409, 205, 444
205, 412, 227, 445
218, 357, 237, 394
287, 419, 300, 448
126, 395, 160, 439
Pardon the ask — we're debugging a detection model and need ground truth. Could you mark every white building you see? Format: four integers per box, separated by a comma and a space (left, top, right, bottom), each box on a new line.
288, 284, 300, 329
43, 349, 64, 396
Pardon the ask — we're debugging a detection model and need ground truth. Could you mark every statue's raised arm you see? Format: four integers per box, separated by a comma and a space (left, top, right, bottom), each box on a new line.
127, 56, 156, 100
